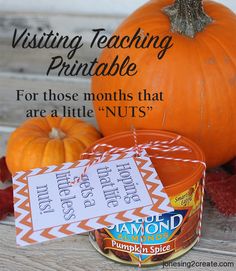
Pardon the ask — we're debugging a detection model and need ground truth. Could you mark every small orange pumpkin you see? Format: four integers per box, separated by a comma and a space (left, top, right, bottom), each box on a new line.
6, 116, 101, 174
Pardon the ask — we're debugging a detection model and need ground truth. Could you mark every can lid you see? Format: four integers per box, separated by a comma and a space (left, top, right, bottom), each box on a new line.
87, 130, 205, 196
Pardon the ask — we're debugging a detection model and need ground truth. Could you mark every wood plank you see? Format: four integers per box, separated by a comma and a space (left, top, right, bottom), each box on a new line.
0, 223, 235, 271
201, 198, 236, 243
0, 126, 14, 155
0, 73, 98, 127
0, 14, 123, 76
0, 72, 91, 101
0, 0, 234, 16
0, 14, 122, 40
0, 0, 147, 16
0, 1, 235, 77
194, 239, 236, 257
0, 196, 236, 257
2, 216, 235, 256
0, 41, 100, 76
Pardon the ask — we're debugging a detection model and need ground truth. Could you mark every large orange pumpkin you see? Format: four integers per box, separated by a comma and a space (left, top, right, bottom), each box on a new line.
92, 0, 236, 168
6, 116, 101, 174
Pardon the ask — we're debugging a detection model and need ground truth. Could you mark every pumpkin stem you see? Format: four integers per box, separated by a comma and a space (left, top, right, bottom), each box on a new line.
163, 0, 212, 38
49, 128, 66, 139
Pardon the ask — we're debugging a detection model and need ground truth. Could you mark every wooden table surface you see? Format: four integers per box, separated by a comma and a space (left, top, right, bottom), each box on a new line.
0, 185, 235, 271
0, 126, 236, 270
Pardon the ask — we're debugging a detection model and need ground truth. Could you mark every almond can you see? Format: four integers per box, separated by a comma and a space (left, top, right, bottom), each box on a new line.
88, 130, 205, 266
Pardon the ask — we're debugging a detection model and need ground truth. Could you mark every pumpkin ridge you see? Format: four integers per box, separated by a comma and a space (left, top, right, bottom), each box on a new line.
21, 137, 49, 171
66, 122, 96, 136
45, 115, 62, 130
194, 38, 210, 139
62, 138, 69, 161
198, 47, 210, 140
20, 125, 48, 136
73, 130, 100, 138
22, 117, 50, 132
69, 136, 86, 149
41, 138, 66, 167
63, 137, 84, 161
59, 117, 82, 133
21, 136, 43, 156
199, 36, 235, 116
203, 32, 236, 71
56, 116, 65, 130
39, 138, 50, 168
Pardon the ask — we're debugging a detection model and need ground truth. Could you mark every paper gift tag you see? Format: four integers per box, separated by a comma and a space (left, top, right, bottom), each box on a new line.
13, 151, 173, 246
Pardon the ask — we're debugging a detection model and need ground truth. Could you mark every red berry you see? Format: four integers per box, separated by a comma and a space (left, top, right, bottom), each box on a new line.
0, 186, 14, 220
205, 168, 230, 190
206, 172, 236, 216
0, 157, 12, 183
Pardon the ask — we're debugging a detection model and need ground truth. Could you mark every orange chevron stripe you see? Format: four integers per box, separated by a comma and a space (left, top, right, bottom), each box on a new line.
12, 183, 19, 191
151, 195, 167, 212
148, 163, 155, 169
19, 171, 32, 182
97, 215, 113, 227
145, 181, 159, 195
59, 224, 74, 235
18, 199, 30, 212
52, 165, 66, 172
14, 211, 21, 219
17, 186, 29, 198
78, 220, 94, 231
19, 213, 32, 228
69, 161, 83, 168
132, 207, 147, 218
150, 189, 166, 203
152, 195, 166, 202
135, 157, 146, 169
146, 181, 164, 195
152, 195, 169, 205
37, 167, 50, 175
151, 204, 168, 214
140, 168, 153, 181
115, 152, 129, 160
21, 229, 36, 244
115, 211, 131, 222
14, 196, 20, 204
151, 188, 166, 200
15, 227, 23, 236
41, 228, 57, 239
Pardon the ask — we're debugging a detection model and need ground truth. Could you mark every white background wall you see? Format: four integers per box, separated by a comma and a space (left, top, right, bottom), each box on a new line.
0, 0, 235, 15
